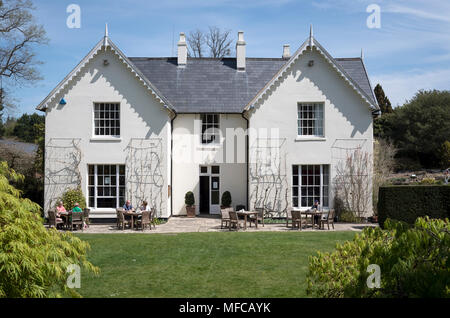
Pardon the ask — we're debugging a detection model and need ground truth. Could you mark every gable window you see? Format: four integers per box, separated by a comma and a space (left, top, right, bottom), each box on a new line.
88, 164, 125, 209
297, 103, 324, 137
94, 103, 120, 136
201, 114, 219, 144
292, 164, 329, 208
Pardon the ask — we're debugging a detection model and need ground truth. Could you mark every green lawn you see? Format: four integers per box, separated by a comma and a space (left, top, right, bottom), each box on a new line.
75, 231, 355, 298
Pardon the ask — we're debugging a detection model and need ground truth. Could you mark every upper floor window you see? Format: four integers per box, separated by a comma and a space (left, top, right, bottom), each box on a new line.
201, 114, 219, 144
94, 103, 120, 137
297, 103, 324, 137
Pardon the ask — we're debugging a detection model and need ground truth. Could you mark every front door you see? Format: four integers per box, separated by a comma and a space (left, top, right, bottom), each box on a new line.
199, 165, 221, 214
199, 176, 210, 214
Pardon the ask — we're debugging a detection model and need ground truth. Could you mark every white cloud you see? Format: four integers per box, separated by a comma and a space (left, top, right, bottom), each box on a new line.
372, 68, 450, 106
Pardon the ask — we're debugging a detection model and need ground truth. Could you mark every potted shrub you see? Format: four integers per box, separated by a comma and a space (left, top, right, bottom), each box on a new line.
185, 191, 196, 217
221, 191, 232, 208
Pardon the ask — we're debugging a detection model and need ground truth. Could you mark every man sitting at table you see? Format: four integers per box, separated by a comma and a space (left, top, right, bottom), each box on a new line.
123, 200, 134, 211
311, 200, 321, 225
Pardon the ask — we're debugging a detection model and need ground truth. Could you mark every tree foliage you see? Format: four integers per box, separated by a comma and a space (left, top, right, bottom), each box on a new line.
376, 90, 450, 168
306, 217, 450, 298
0, 161, 98, 297
374, 84, 393, 114
12, 112, 44, 143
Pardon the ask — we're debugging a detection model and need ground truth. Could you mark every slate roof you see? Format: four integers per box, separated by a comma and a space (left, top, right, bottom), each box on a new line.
129, 56, 376, 113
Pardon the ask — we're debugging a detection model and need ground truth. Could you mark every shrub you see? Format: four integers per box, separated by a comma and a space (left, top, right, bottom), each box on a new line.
60, 187, 87, 211
377, 185, 450, 227
339, 210, 357, 223
0, 161, 98, 297
184, 191, 195, 206
439, 140, 450, 168
306, 217, 450, 298
420, 177, 436, 185
221, 191, 232, 207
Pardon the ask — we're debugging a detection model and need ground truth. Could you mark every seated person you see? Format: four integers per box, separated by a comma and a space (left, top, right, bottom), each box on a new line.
140, 200, 150, 212
56, 201, 66, 222
311, 200, 321, 225
123, 200, 134, 211
72, 202, 83, 213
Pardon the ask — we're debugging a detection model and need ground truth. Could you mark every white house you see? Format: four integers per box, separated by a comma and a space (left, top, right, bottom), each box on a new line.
37, 26, 379, 219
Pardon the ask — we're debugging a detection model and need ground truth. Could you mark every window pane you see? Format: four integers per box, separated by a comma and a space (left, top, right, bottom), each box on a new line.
211, 191, 219, 204
211, 166, 220, 174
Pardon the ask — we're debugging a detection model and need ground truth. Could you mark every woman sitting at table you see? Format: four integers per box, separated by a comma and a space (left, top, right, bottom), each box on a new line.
55, 201, 66, 223
140, 200, 150, 211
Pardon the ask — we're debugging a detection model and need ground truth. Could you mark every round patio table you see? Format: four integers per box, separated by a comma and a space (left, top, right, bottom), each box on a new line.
123, 211, 141, 230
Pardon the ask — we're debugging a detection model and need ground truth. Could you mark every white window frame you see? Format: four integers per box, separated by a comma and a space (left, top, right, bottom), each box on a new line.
292, 164, 330, 209
93, 102, 121, 138
297, 102, 324, 137
88, 164, 125, 210
200, 114, 220, 144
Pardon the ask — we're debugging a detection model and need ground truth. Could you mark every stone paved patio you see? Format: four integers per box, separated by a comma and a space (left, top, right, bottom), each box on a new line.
75, 216, 378, 234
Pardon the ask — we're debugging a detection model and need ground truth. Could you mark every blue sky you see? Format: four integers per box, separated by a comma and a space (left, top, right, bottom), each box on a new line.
10, 0, 450, 116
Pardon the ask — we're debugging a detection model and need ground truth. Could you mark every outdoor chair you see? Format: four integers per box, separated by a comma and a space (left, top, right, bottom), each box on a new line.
136, 211, 151, 231
320, 209, 335, 230
251, 207, 265, 227
228, 211, 241, 231
291, 210, 304, 230
117, 209, 131, 230
83, 208, 90, 228
286, 207, 292, 228
48, 209, 64, 229
70, 211, 84, 231
150, 208, 157, 229
220, 207, 231, 229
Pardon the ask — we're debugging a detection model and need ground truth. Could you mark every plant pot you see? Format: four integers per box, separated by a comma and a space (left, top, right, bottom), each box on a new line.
186, 205, 196, 218
372, 216, 378, 223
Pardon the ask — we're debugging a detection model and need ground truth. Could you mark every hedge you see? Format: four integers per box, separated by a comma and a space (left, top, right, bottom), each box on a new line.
378, 185, 450, 227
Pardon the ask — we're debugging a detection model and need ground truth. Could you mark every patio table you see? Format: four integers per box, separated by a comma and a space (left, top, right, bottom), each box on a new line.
300, 210, 323, 230
59, 211, 72, 229
236, 211, 259, 230
123, 211, 141, 230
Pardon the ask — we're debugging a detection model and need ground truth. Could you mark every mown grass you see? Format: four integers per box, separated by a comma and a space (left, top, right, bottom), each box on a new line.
75, 231, 355, 298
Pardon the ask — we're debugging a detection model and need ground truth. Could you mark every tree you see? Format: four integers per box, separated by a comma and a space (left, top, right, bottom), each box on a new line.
439, 140, 450, 169
374, 84, 393, 114
0, 161, 98, 297
187, 29, 205, 58
0, 0, 48, 118
380, 90, 450, 168
373, 139, 397, 215
186, 26, 233, 58
12, 112, 44, 143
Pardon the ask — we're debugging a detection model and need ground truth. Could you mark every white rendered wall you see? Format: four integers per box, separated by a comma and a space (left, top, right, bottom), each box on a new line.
172, 114, 247, 215
44, 47, 171, 217
247, 48, 374, 215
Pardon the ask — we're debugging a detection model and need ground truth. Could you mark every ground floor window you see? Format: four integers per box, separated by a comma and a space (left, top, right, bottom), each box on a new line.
292, 164, 329, 208
88, 164, 125, 209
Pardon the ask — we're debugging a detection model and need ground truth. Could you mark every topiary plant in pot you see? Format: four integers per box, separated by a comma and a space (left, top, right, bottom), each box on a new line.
221, 191, 232, 208
185, 191, 196, 217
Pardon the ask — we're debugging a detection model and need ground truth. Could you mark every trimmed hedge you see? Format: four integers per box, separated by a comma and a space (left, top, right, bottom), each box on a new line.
378, 185, 450, 227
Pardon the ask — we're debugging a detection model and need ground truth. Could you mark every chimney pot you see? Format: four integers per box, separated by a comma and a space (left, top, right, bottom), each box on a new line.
282, 44, 290, 59
236, 31, 246, 71
177, 32, 187, 67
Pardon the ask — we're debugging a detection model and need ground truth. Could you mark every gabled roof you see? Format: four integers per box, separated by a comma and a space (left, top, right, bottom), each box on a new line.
36, 35, 174, 113
244, 37, 379, 112
129, 57, 287, 113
